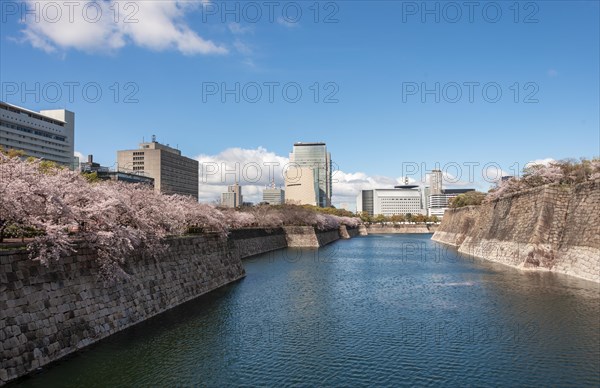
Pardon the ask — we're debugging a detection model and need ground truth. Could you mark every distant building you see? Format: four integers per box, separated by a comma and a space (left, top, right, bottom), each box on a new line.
262, 182, 285, 205
357, 189, 375, 216
430, 169, 443, 195
81, 155, 154, 186
285, 166, 319, 206
102, 171, 154, 185
221, 183, 242, 208
117, 136, 198, 199
73, 155, 80, 170
221, 192, 236, 208
285, 142, 332, 207
80, 154, 107, 174
357, 172, 474, 219
428, 188, 475, 218
423, 186, 431, 210
0, 101, 75, 167
357, 187, 427, 217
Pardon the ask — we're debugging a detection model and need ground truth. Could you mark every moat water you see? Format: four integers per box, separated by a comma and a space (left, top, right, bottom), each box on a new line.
12, 234, 600, 387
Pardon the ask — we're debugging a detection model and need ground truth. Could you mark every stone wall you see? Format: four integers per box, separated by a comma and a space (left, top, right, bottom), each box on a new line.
283, 226, 343, 248
230, 226, 356, 256
358, 225, 368, 236
432, 180, 600, 282
340, 226, 359, 239
0, 235, 245, 385
347, 227, 360, 238
339, 225, 350, 239
229, 228, 288, 259
316, 229, 343, 247
366, 224, 439, 234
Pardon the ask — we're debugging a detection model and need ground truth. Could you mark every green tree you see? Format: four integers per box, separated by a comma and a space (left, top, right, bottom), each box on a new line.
358, 211, 372, 223
82, 172, 101, 183
374, 214, 386, 223
413, 214, 427, 223
449, 191, 486, 208
0, 146, 25, 158
390, 214, 405, 223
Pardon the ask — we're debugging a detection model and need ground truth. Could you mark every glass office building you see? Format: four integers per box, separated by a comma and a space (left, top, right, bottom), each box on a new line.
287, 142, 332, 207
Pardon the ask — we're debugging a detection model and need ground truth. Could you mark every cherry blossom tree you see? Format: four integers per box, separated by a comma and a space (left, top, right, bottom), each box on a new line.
487, 158, 600, 201
1, 153, 362, 280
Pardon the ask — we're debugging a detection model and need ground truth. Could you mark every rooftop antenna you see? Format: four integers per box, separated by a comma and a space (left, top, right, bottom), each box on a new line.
152, 134, 156, 143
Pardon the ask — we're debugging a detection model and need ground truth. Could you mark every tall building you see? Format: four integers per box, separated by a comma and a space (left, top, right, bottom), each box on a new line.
117, 136, 198, 199
221, 183, 242, 208
0, 101, 75, 167
430, 169, 443, 195
262, 182, 285, 205
285, 166, 318, 206
285, 142, 332, 207
357, 189, 375, 216
423, 186, 431, 210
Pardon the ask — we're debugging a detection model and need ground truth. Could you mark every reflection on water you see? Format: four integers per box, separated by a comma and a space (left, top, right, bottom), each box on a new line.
11, 234, 600, 387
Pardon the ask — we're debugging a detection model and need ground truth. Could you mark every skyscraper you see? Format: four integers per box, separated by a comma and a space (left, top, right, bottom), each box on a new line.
285, 142, 332, 207
430, 169, 443, 195
221, 183, 242, 208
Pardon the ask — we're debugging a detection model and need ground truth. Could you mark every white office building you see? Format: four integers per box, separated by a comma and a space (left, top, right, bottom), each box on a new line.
357, 187, 427, 217
262, 185, 285, 205
0, 101, 75, 167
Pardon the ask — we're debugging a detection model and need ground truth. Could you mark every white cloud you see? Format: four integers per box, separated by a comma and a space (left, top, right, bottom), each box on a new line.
276, 17, 300, 28
526, 158, 555, 167
18, 0, 227, 55
241, 58, 256, 68
233, 39, 252, 55
195, 147, 289, 203
228, 23, 254, 35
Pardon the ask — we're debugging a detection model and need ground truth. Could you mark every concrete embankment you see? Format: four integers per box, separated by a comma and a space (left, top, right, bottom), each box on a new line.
432, 180, 600, 283
0, 225, 360, 385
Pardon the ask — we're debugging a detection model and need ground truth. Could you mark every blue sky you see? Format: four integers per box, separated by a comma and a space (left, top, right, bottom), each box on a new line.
1, 1, 599, 206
